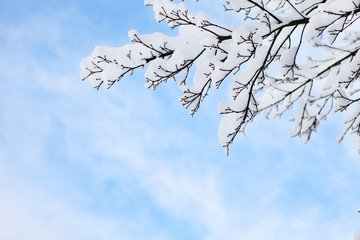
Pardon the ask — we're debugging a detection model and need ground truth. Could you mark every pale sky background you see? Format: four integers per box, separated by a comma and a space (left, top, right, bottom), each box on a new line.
1, 0, 360, 239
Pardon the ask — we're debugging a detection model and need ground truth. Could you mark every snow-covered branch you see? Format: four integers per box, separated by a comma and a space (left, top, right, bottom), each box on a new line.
81, 0, 360, 154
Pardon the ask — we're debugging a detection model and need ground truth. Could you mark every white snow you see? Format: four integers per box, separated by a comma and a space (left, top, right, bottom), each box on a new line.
81, 0, 360, 154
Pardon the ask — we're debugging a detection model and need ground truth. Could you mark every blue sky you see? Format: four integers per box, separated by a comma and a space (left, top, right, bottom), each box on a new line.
0, 0, 360, 239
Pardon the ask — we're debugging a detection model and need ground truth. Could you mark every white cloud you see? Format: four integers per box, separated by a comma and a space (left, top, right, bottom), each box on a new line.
0, 154, 171, 240
355, 230, 360, 240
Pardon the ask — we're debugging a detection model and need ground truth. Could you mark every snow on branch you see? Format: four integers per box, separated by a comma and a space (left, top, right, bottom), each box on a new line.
81, 0, 360, 155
